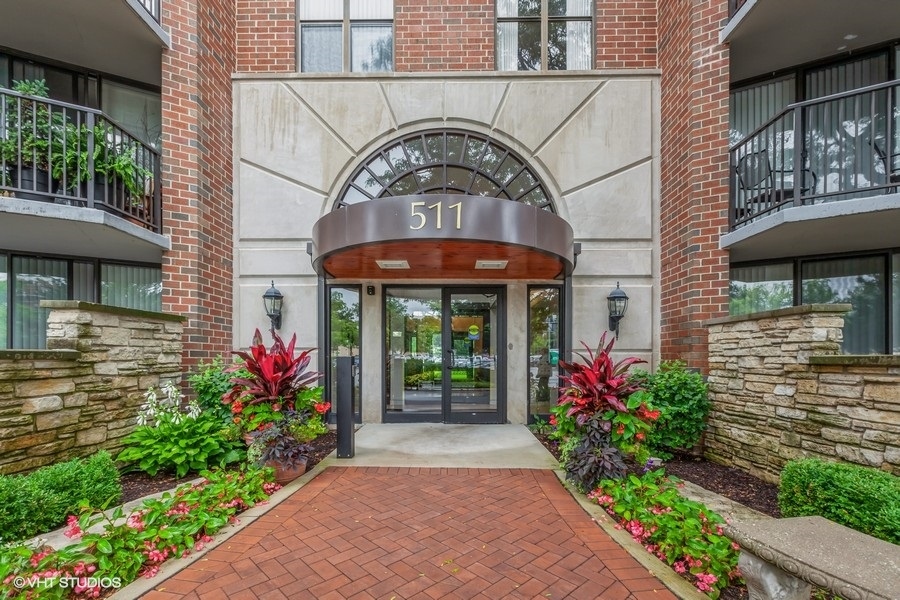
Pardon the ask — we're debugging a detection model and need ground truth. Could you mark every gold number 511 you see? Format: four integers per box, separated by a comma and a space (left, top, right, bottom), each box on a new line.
409, 201, 462, 230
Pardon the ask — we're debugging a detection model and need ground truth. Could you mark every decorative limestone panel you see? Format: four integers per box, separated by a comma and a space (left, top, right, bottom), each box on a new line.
0, 302, 184, 475
706, 305, 900, 481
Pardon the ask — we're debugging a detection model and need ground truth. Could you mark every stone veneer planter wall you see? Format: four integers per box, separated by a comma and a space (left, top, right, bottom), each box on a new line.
706, 304, 900, 483
0, 301, 184, 475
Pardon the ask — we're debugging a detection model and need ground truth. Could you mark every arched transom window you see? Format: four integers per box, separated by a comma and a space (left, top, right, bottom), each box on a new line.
337, 130, 554, 211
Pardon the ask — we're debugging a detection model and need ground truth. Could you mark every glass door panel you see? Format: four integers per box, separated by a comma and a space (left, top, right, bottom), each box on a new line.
445, 289, 503, 423
384, 287, 504, 423
385, 288, 443, 420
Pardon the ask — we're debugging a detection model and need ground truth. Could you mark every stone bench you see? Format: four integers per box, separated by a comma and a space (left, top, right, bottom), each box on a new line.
725, 516, 899, 600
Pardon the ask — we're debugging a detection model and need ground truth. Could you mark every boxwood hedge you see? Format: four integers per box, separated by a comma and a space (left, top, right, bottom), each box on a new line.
778, 458, 899, 544
0, 451, 121, 543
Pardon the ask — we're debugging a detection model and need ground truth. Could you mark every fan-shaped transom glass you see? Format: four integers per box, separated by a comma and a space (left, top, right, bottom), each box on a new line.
336, 130, 554, 212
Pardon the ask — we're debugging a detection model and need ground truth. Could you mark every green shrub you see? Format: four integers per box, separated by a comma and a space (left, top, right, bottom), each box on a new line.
1, 467, 276, 595
632, 361, 709, 459
779, 458, 900, 544
116, 413, 245, 477
0, 451, 121, 543
189, 357, 248, 423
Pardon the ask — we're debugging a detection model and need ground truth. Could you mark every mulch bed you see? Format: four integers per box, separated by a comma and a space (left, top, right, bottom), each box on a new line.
533, 433, 780, 518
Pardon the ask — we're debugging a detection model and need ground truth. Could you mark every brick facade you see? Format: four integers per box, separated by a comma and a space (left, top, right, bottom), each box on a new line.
236, 1, 296, 72
395, 1, 494, 71
235, 2, 659, 74
229, 0, 723, 373
162, 0, 237, 369
656, 0, 730, 371
595, 1, 658, 69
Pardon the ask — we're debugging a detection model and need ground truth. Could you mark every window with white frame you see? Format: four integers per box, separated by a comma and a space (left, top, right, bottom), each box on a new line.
298, 0, 394, 73
496, 0, 593, 71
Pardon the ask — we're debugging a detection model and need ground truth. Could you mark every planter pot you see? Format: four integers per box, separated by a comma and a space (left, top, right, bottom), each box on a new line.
266, 457, 309, 485
12, 165, 52, 201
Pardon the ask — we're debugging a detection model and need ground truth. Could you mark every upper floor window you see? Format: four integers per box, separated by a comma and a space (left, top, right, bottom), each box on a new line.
298, 0, 394, 73
496, 0, 593, 71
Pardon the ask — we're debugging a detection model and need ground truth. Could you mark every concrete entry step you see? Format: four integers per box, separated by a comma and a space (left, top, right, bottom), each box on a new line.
335, 423, 560, 469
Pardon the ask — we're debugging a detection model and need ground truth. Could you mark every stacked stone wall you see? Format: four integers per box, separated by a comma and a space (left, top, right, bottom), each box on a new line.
0, 302, 184, 475
706, 304, 900, 483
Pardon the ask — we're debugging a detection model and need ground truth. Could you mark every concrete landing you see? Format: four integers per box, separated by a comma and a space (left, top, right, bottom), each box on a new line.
334, 423, 560, 469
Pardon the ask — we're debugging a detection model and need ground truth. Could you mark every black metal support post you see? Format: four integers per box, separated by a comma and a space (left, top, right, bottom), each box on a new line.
336, 356, 355, 458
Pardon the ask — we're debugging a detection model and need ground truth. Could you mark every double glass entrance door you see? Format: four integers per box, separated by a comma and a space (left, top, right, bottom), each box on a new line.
385, 287, 504, 423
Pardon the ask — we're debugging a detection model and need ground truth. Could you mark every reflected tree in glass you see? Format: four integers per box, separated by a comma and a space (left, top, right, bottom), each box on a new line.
330, 290, 360, 355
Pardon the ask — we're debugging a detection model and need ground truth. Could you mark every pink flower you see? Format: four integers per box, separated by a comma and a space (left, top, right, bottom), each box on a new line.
63, 515, 83, 539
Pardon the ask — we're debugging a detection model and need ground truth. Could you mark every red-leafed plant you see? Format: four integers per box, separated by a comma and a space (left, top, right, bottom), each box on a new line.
554, 333, 660, 490
223, 329, 321, 411
557, 332, 647, 426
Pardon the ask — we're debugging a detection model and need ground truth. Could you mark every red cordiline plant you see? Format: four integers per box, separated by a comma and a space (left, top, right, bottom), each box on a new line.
556, 333, 659, 446
223, 329, 321, 412
554, 333, 660, 490
557, 332, 647, 425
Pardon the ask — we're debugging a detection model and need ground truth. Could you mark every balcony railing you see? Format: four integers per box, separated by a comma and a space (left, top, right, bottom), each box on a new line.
0, 87, 161, 233
729, 80, 900, 230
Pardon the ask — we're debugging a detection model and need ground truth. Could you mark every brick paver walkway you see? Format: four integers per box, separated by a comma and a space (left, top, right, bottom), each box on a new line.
141, 467, 676, 600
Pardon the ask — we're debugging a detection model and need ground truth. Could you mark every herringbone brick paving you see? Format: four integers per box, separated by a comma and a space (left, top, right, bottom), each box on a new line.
141, 467, 677, 599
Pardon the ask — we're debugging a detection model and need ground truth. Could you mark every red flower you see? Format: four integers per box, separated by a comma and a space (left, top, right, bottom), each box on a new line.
231, 401, 244, 414
314, 401, 331, 414
549, 415, 557, 426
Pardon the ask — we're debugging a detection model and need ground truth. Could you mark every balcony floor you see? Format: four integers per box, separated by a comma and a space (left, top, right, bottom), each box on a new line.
0, 197, 168, 262
721, 193, 900, 262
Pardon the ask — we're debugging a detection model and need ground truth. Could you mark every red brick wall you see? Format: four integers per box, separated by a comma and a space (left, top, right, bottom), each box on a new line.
234, 1, 657, 73
236, 1, 295, 72
657, 0, 730, 371
596, 1, 658, 69
395, 1, 494, 71
162, 0, 236, 370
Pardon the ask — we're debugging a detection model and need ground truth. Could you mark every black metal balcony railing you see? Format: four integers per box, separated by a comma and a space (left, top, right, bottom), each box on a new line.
0, 87, 161, 233
729, 80, 900, 230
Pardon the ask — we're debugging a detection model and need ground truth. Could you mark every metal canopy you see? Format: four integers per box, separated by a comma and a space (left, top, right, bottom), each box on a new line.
310, 195, 575, 280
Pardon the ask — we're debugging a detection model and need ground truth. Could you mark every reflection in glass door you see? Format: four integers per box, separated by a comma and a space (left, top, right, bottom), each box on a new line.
445, 289, 503, 423
384, 287, 504, 423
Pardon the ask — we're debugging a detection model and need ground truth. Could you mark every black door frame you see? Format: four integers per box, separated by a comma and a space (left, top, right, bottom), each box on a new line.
382, 284, 506, 424
441, 286, 506, 424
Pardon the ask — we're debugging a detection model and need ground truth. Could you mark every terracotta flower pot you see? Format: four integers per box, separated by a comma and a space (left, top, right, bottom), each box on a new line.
267, 457, 309, 485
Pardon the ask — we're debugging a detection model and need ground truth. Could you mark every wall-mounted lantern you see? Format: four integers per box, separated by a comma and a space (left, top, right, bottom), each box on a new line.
263, 281, 284, 330
607, 282, 629, 339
